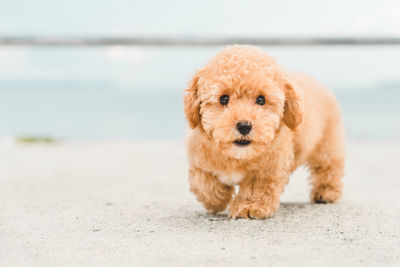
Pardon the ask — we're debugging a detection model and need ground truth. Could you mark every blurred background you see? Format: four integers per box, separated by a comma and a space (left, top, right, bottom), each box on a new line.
1, 0, 399, 141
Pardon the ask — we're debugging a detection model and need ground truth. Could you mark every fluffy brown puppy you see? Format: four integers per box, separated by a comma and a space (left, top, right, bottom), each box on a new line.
184, 45, 345, 219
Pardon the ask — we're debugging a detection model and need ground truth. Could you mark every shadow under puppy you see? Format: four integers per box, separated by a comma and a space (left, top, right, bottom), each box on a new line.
184, 45, 345, 219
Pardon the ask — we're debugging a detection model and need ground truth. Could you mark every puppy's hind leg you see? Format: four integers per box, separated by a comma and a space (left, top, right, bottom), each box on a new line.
189, 167, 234, 213
308, 123, 345, 203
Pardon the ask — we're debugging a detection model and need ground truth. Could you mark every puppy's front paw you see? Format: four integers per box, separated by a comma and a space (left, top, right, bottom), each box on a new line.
311, 184, 342, 203
228, 199, 277, 219
203, 201, 230, 214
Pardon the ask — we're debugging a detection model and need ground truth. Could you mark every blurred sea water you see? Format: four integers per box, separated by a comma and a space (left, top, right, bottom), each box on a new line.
0, 46, 399, 141
1, 0, 399, 140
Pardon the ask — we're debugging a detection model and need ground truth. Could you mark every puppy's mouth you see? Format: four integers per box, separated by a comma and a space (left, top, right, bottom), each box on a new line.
233, 139, 252, 146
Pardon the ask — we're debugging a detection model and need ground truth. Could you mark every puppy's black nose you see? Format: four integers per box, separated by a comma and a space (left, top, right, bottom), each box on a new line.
236, 121, 252, 135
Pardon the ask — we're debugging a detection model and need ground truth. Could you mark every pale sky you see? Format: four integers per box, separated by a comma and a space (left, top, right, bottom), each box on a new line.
0, 0, 399, 36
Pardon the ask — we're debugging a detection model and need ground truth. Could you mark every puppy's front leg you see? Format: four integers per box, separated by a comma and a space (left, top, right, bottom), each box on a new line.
229, 175, 287, 219
188, 167, 234, 213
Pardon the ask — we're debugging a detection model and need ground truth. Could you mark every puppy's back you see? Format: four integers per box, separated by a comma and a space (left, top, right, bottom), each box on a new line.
290, 72, 344, 165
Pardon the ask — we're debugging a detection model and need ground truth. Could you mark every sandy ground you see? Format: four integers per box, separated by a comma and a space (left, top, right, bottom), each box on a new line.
0, 140, 399, 267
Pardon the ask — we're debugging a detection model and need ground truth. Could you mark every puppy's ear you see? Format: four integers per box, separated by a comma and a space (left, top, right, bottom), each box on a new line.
184, 70, 203, 129
282, 77, 304, 131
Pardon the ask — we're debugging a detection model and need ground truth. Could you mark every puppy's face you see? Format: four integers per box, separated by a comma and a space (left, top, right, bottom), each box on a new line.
198, 76, 285, 160
184, 46, 303, 160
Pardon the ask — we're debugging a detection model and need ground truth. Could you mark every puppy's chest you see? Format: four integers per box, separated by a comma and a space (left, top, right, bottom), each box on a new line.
194, 153, 247, 185
213, 171, 245, 186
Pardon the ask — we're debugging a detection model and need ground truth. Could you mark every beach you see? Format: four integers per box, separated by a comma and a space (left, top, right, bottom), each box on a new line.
1, 140, 399, 266
1, 0, 400, 266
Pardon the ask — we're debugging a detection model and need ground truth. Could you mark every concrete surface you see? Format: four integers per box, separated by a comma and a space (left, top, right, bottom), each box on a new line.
0, 140, 399, 266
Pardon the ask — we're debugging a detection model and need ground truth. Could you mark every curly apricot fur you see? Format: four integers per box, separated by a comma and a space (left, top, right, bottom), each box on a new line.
184, 45, 345, 219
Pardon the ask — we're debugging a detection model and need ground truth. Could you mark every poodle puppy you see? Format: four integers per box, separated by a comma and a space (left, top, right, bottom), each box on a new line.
183, 45, 345, 219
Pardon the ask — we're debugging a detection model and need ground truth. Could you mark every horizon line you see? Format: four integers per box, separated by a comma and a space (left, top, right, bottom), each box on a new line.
1, 36, 400, 46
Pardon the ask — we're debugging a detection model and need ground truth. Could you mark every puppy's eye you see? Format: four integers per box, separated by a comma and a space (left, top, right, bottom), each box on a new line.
256, 95, 265, 105
220, 94, 229, 106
